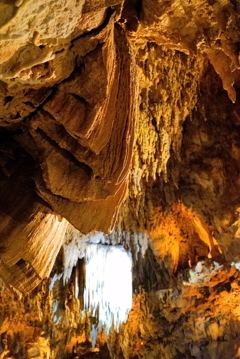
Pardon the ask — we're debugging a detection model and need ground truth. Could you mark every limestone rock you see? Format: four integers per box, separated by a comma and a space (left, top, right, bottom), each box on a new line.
1, 0, 240, 358
0, 134, 68, 292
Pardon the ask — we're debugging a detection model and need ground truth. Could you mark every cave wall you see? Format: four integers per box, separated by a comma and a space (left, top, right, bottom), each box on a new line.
1, 0, 240, 358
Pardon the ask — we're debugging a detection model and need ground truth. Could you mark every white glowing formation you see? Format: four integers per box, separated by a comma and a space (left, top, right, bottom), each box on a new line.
84, 244, 132, 334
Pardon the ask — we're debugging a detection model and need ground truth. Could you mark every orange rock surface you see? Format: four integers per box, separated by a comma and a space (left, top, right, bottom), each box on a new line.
1, 0, 240, 358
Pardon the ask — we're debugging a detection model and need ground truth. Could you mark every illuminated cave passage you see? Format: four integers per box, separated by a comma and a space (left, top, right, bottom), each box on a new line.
1, 0, 240, 358
84, 244, 132, 340
50, 241, 133, 351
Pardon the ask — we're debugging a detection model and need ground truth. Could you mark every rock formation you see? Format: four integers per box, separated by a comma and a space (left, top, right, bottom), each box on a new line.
1, 0, 240, 358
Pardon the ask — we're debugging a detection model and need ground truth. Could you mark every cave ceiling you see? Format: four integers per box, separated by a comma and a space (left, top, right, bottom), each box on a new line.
1, 0, 240, 358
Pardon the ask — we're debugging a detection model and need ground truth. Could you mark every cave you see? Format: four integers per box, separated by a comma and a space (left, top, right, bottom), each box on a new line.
1, 0, 240, 358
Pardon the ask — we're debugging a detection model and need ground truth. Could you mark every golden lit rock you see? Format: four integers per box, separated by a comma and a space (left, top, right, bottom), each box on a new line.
1, 0, 240, 358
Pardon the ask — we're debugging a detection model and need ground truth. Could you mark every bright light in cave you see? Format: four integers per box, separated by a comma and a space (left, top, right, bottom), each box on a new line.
84, 244, 132, 337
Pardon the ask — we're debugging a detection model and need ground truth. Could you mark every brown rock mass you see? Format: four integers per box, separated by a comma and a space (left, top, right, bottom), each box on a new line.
1, 0, 240, 358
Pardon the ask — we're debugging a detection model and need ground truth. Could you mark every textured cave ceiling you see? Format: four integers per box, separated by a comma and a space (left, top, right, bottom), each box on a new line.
1, 0, 240, 358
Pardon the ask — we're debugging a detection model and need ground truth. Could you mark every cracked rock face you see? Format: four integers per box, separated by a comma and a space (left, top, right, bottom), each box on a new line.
1, 0, 240, 358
